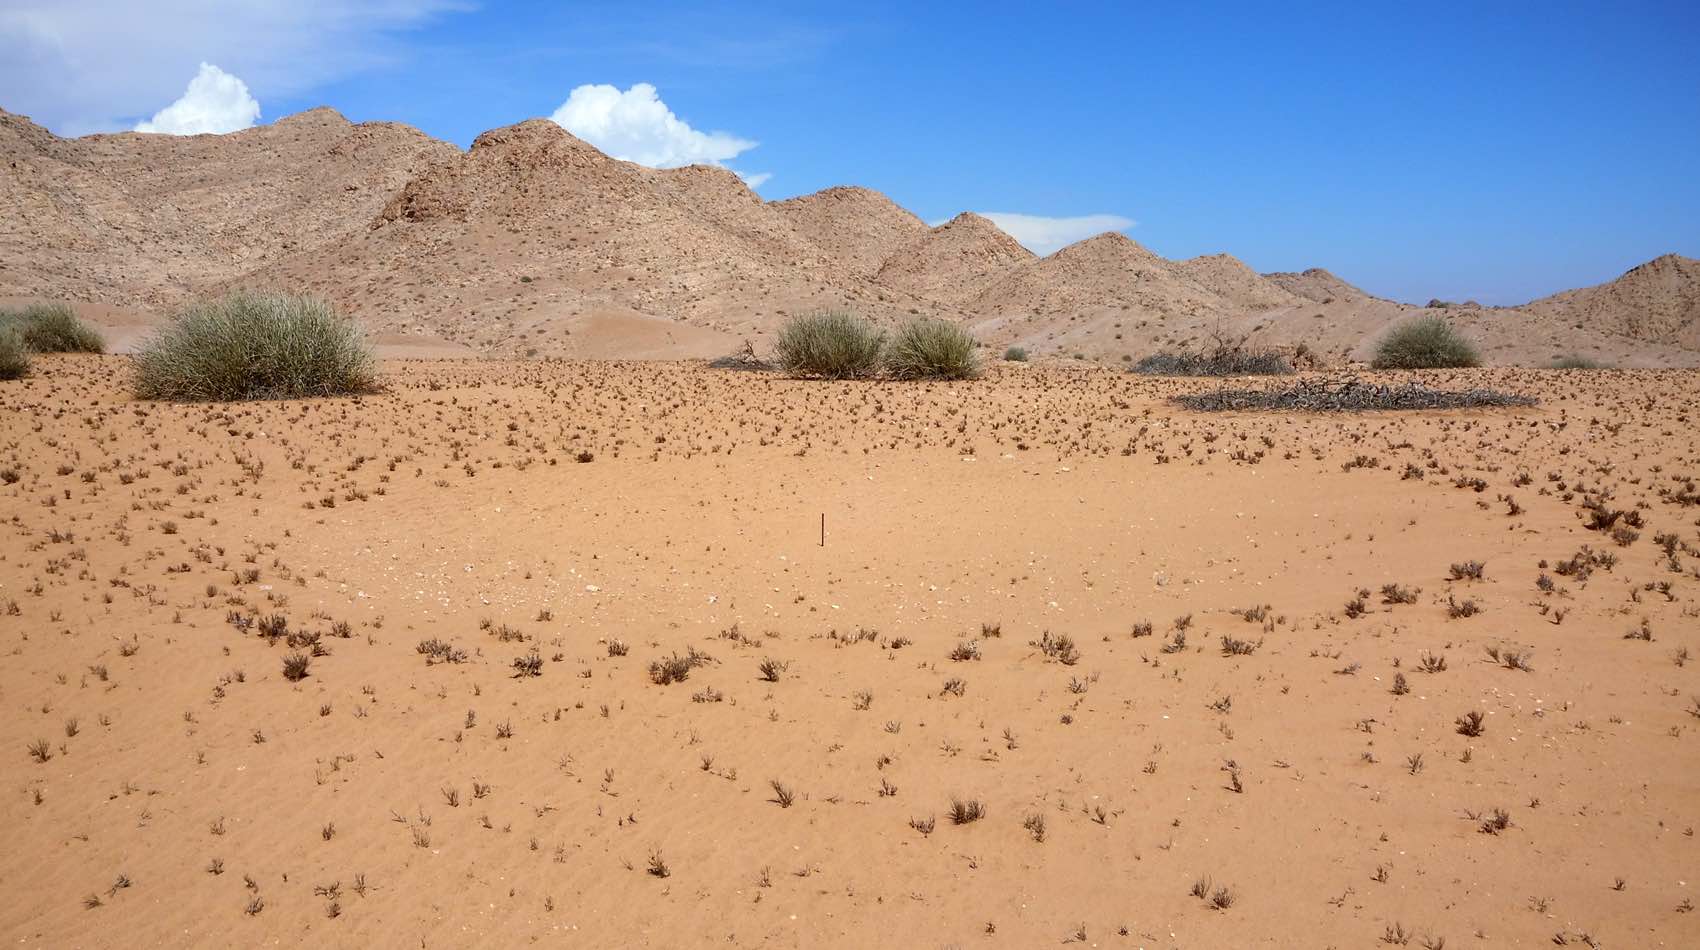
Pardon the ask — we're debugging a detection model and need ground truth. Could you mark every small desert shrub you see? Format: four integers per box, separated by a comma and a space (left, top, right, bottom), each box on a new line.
1371, 316, 1481, 369
1031, 630, 1080, 665
1176, 379, 1533, 412
948, 797, 986, 824
648, 654, 694, 685
1549, 354, 1605, 369
2, 302, 105, 353
773, 310, 885, 379
1003, 346, 1029, 362
1133, 340, 1291, 377
512, 651, 543, 677
281, 651, 311, 682
132, 291, 375, 400
1448, 560, 1486, 581
1456, 710, 1486, 737
0, 327, 29, 380
1220, 635, 1261, 656
884, 317, 980, 380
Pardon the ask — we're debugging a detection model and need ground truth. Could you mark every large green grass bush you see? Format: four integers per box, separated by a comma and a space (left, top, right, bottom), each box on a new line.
0, 326, 29, 380
0, 302, 104, 353
773, 310, 886, 379
885, 317, 980, 380
1371, 316, 1481, 369
133, 291, 376, 401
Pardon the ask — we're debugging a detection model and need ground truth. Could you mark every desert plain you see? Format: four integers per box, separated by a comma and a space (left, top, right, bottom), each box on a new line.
3, 101, 1700, 949
3, 354, 1699, 948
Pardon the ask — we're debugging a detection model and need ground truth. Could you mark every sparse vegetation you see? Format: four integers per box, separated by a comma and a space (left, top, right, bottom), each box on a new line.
281, 651, 311, 682
132, 291, 376, 400
884, 317, 980, 380
1176, 378, 1533, 412
648, 648, 711, 685
948, 797, 986, 824
772, 310, 886, 379
1371, 316, 1482, 369
1456, 710, 1486, 737
0, 325, 28, 380
1031, 630, 1080, 665
1134, 328, 1292, 377
1, 302, 105, 353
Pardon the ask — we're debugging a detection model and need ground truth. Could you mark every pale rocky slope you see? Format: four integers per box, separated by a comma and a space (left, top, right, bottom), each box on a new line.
2, 105, 1695, 365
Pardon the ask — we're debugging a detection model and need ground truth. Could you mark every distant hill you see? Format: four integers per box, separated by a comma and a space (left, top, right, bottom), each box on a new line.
1262, 268, 1376, 304
772, 185, 929, 278
1523, 254, 1700, 350
0, 107, 454, 307
873, 212, 1034, 306
2, 104, 1695, 365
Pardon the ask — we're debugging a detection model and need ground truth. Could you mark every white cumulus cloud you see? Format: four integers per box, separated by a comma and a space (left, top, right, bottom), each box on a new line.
976, 212, 1135, 257
549, 82, 758, 169
135, 63, 260, 135
0, 1, 462, 135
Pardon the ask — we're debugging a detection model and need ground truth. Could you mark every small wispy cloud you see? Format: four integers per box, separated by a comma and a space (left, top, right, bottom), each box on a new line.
975, 212, 1135, 256
135, 63, 260, 135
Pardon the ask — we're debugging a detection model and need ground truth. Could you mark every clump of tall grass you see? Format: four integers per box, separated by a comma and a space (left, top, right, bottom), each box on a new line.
773, 310, 886, 379
1, 302, 104, 353
885, 317, 980, 380
0, 325, 29, 380
132, 291, 375, 401
1371, 316, 1481, 369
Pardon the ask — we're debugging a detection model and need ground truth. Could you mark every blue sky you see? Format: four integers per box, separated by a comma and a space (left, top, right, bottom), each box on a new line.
4, 1, 1698, 303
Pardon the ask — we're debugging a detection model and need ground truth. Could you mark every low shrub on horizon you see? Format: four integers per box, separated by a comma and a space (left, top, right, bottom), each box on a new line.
1548, 354, 1607, 370
0, 302, 105, 354
132, 291, 376, 401
1175, 378, 1535, 412
0, 325, 29, 380
1132, 327, 1294, 377
1133, 348, 1292, 377
1371, 316, 1481, 369
773, 310, 886, 379
885, 317, 980, 380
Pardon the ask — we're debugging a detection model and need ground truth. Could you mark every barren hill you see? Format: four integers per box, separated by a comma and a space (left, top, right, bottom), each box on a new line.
963, 232, 1237, 352
772, 185, 929, 277
1262, 267, 1375, 304
962, 234, 1700, 368
1172, 253, 1302, 312
1524, 254, 1700, 350
244, 120, 957, 353
1, 104, 1695, 364
873, 212, 1035, 306
0, 107, 455, 306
